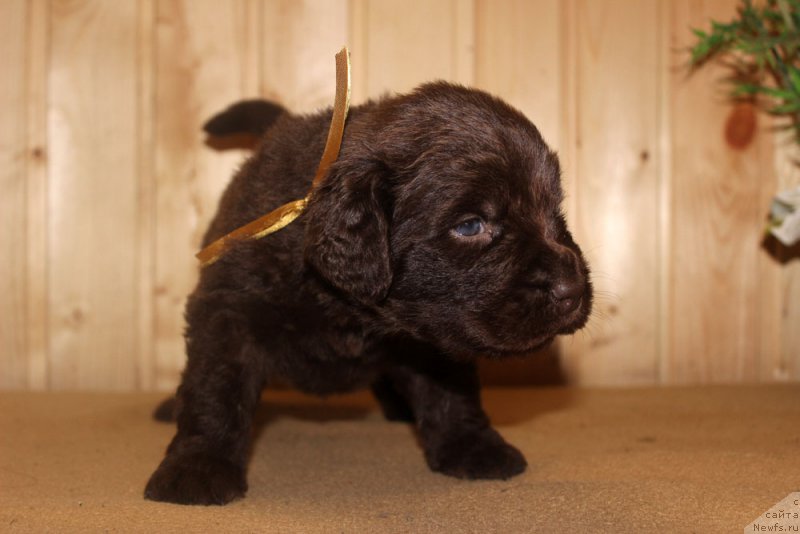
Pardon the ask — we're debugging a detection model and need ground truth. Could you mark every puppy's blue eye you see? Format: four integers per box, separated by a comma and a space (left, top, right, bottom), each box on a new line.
454, 218, 486, 237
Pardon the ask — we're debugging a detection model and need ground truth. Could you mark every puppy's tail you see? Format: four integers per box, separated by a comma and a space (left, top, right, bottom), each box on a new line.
152, 396, 178, 423
203, 99, 287, 137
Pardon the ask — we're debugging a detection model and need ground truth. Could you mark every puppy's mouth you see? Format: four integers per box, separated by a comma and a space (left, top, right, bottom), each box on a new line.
467, 292, 592, 359
477, 337, 556, 359
458, 324, 563, 360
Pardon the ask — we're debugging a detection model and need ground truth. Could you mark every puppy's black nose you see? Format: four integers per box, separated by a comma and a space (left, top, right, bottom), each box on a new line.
550, 280, 583, 313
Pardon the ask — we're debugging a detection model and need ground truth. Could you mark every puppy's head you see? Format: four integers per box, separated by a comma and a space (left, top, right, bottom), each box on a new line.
305, 82, 592, 358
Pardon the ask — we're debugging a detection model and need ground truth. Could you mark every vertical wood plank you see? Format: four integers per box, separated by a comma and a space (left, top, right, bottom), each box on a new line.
474, 0, 562, 152
667, 0, 775, 383
154, 0, 259, 391
768, 135, 800, 382
25, 0, 50, 391
260, 0, 349, 113
453, 1, 476, 85
561, 0, 663, 385
560, 0, 579, 272
349, 0, 475, 103
0, 0, 31, 388
136, 0, 156, 390
48, 0, 140, 390
657, 0, 674, 385
780, 259, 800, 381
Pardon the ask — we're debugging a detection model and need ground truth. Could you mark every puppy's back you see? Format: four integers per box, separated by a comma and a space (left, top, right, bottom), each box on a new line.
201, 107, 333, 247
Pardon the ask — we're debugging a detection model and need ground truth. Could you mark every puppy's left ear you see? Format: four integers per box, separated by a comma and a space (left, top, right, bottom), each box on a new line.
304, 162, 392, 303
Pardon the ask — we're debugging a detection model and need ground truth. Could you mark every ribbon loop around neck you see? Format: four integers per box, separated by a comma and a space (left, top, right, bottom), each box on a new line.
196, 47, 352, 267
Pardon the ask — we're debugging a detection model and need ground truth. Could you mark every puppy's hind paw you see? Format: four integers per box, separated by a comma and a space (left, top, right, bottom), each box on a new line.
144, 452, 246, 505
426, 429, 527, 480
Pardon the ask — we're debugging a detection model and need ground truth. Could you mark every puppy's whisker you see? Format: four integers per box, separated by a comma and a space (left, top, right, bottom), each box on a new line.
591, 291, 619, 305
588, 274, 617, 284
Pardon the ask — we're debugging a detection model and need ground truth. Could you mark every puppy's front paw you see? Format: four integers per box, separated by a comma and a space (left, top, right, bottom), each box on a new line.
426, 428, 527, 480
144, 452, 246, 505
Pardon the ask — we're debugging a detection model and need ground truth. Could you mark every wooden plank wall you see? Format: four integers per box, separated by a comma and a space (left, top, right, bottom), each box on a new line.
1, 0, 797, 391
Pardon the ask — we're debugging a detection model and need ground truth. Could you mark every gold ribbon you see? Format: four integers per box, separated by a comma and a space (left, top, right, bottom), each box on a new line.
196, 47, 352, 267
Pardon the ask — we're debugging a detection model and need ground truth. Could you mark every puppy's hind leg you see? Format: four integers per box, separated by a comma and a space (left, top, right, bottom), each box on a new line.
371, 374, 415, 423
145, 304, 265, 505
386, 348, 527, 480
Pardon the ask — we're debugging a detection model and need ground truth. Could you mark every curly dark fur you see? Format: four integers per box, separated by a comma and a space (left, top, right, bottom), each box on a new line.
144, 82, 592, 505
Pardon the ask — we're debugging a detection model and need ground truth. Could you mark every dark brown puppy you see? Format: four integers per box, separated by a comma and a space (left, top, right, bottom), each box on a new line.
145, 82, 592, 505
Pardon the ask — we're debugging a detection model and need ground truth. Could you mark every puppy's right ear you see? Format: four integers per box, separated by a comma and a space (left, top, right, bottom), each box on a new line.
304, 162, 392, 304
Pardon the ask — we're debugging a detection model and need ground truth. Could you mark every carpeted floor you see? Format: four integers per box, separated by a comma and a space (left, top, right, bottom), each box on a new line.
1, 386, 798, 533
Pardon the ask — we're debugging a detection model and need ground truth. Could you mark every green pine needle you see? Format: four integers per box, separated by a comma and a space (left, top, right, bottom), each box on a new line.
690, 0, 800, 141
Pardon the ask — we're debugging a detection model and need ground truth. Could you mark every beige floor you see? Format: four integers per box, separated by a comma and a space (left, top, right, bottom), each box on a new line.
1, 386, 798, 533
